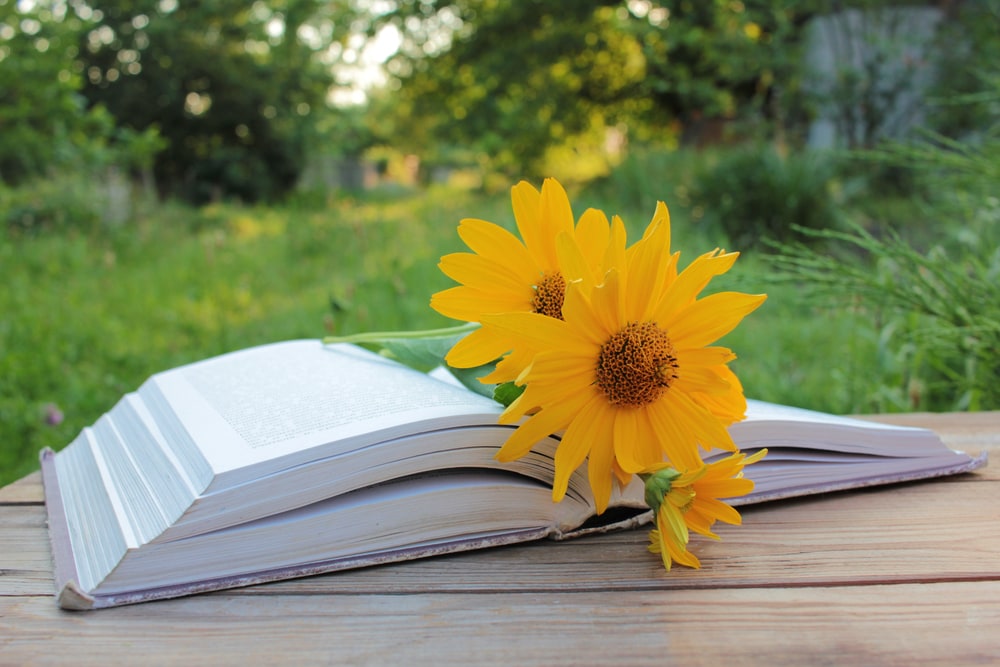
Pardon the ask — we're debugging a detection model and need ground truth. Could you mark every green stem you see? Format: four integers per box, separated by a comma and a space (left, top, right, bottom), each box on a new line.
323, 322, 478, 345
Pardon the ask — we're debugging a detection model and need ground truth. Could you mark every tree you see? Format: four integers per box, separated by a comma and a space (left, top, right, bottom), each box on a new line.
77, 0, 349, 203
0, 1, 99, 184
371, 0, 808, 176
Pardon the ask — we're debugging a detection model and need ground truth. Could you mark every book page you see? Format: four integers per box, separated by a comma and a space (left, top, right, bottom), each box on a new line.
144, 341, 505, 487
100, 470, 579, 595
733, 399, 948, 457
743, 399, 922, 431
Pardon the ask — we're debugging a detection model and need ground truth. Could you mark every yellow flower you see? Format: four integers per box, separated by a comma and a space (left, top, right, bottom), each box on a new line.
481, 207, 766, 512
431, 178, 616, 383
645, 449, 767, 570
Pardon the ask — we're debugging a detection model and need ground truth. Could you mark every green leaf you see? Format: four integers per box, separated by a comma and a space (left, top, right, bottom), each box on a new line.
493, 381, 524, 407
443, 364, 498, 399
324, 323, 479, 371
379, 335, 464, 370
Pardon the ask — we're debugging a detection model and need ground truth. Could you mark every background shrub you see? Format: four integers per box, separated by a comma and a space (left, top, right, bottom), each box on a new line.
691, 145, 842, 250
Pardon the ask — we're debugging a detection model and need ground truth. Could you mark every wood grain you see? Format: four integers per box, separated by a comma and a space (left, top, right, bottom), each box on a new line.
2, 412, 998, 665
2, 582, 999, 666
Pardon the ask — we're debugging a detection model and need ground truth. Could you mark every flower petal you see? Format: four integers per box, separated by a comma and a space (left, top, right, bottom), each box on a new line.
444, 326, 510, 368
612, 408, 643, 474
653, 250, 740, 324
669, 292, 768, 349
557, 394, 614, 507
625, 203, 674, 321
515, 179, 574, 269
480, 311, 572, 351
645, 393, 704, 470
575, 207, 611, 278
431, 286, 530, 322
438, 252, 536, 295
456, 218, 535, 269
495, 391, 589, 461
673, 364, 734, 395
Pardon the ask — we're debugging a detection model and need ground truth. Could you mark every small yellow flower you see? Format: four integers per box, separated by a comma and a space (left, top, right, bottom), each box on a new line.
431, 178, 616, 383
480, 206, 766, 512
645, 449, 767, 570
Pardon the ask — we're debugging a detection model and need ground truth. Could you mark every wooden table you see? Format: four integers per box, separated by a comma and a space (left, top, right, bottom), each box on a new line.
2, 412, 998, 665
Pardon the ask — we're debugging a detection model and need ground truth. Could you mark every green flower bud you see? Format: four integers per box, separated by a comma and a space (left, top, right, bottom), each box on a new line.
641, 467, 682, 514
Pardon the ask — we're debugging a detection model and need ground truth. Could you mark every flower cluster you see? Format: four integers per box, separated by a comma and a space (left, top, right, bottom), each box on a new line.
432, 178, 768, 570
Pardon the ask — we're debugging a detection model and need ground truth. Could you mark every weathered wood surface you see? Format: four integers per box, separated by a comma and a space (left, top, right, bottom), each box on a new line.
2, 412, 998, 666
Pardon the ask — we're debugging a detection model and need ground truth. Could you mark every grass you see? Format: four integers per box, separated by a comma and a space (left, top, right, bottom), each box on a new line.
0, 173, 952, 488
0, 185, 490, 485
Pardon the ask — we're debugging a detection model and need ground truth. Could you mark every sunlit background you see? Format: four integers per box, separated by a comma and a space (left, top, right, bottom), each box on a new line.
2, 0, 998, 485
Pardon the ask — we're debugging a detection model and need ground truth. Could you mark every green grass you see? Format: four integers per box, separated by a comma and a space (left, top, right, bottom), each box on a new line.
0, 185, 500, 485
0, 176, 953, 487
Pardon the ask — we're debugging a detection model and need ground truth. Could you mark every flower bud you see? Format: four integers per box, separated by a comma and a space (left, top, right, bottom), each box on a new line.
642, 467, 682, 514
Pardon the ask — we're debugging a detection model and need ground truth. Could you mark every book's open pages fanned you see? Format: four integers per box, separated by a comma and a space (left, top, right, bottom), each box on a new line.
41, 340, 987, 610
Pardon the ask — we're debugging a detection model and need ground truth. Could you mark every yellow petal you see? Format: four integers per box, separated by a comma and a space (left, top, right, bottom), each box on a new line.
688, 365, 747, 424
495, 392, 587, 462
601, 216, 628, 284
431, 286, 530, 321
645, 393, 704, 470
561, 281, 612, 345
612, 408, 643, 474
478, 347, 535, 384
444, 326, 510, 369
510, 181, 542, 253
524, 351, 599, 385
480, 311, 571, 350
673, 364, 734, 395
515, 179, 574, 269
574, 207, 611, 279
672, 390, 738, 453
691, 495, 744, 527
555, 231, 592, 290
554, 394, 611, 507
639, 200, 671, 247
456, 218, 535, 270
677, 345, 737, 368
669, 292, 768, 349
438, 252, 536, 294
612, 460, 634, 488
624, 209, 673, 322
634, 407, 668, 468
652, 250, 740, 324
669, 541, 702, 569
587, 268, 625, 335
657, 502, 689, 548
696, 477, 755, 500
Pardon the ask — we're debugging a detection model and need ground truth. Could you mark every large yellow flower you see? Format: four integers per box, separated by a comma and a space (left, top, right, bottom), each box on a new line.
645, 449, 767, 570
481, 209, 766, 512
431, 178, 616, 383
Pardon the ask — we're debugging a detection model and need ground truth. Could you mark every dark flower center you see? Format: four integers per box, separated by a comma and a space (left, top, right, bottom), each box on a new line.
531, 272, 566, 319
596, 321, 679, 407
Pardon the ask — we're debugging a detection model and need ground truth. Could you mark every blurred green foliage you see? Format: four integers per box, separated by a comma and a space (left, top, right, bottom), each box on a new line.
690, 145, 842, 249
0, 1, 96, 183
77, 0, 346, 203
376, 0, 809, 176
3, 0, 1000, 487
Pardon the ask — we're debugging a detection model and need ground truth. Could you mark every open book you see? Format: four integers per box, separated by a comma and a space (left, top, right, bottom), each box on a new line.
41, 340, 987, 610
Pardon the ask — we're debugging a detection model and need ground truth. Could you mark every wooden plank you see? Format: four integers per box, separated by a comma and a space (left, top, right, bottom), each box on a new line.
0, 505, 53, 597
1, 412, 997, 665
0, 471, 42, 504
2, 582, 998, 666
